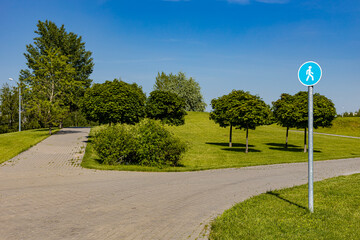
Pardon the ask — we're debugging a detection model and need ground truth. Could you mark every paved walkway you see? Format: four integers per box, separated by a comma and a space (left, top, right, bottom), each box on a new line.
1, 128, 360, 240
290, 129, 360, 139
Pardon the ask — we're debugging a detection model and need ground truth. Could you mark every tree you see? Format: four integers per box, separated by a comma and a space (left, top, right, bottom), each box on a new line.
278, 91, 336, 152
81, 79, 146, 125
210, 90, 272, 153
210, 94, 233, 147
154, 72, 206, 112
0, 84, 19, 133
20, 20, 94, 114
272, 93, 297, 148
26, 48, 76, 134
146, 90, 187, 126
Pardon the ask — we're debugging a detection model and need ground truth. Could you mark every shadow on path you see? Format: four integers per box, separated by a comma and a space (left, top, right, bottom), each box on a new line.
56, 127, 90, 135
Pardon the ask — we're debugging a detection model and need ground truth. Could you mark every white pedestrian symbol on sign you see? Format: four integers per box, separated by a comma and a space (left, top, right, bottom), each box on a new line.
306, 66, 314, 81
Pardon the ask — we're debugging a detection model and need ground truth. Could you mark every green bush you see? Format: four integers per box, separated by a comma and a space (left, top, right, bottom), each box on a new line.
93, 124, 138, 165
93, 119, 187, 167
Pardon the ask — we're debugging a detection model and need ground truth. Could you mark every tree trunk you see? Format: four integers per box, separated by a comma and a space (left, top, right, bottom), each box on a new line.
229, 124, 233, 147
304, 127, 307, 153
245, 128, 249, 154
59, 121, 63, 129
285, 127, 289, 148
49, 125, 52, 135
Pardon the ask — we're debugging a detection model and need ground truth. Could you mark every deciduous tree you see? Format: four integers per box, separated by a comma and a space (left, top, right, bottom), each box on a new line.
275, 91, 336, 152
81, 79, 146, 125
26, 48, 76, 134
210, 94, 233, 147
0, 84, 18, 133
211, 90, 272, 153
154, 72, 206, 112
20, 20, 94, 117
146, 90, 187, 126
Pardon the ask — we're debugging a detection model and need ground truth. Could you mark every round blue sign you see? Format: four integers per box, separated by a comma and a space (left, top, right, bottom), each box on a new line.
298, 61, 322, 86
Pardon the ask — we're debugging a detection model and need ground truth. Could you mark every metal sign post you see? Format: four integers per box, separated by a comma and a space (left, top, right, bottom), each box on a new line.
308, 85, 314, 212
298, 61, 322, 213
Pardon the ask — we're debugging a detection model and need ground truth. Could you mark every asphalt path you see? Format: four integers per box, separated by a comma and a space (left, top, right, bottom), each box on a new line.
1, 128, 360, 240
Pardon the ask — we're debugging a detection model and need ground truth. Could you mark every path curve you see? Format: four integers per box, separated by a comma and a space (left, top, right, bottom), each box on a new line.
290, 129, 360, 139
1, 128, 360, 240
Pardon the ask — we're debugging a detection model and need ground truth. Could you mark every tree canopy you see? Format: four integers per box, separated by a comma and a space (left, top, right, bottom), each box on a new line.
28, 48, 76, 134
210, 90, 272, 153
81, 79, 146, 125
154, 72, 206, 112
273, 91, 336, 152
21, 20, 93, 109
146, 90, 187, 126
19, 20, 94, 133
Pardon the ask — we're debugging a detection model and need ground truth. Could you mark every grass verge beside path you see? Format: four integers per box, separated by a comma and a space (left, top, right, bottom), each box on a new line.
82, 112, 360, 172
209, 173, 360, 240
0, 129, 58, 164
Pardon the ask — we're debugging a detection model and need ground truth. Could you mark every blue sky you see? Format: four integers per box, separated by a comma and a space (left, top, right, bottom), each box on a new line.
1, 0, 360, 113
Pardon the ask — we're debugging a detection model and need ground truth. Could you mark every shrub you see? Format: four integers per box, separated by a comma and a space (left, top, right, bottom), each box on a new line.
93, 119, 187, 167
93, 124, 138, 165
135, 119, 187, 167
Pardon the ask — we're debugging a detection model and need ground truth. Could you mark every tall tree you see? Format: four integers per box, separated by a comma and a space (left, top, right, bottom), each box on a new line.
211, 90, 272, 153
154, 72, 206, 112
146, 90, 187, 126
27, 48, 76, 134
272, 93, 297, 148
21, 20, 94, 114
80, 79, 146, 125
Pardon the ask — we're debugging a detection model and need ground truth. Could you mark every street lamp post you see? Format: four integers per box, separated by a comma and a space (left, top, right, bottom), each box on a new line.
9, 78, 21, 132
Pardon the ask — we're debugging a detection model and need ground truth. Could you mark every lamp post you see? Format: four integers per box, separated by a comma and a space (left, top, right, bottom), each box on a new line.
9, 78, 21, 132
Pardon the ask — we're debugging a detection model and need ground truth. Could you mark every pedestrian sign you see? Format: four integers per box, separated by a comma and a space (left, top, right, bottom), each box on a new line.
297, 60, 323, 213
298, 61, 322, 86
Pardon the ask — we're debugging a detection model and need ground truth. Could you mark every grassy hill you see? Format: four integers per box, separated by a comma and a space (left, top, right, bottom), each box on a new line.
82, 112, 360, 171
313, 117, 360, 137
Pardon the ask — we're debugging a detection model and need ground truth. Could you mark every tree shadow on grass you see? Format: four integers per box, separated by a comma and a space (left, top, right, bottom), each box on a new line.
221, 148, 261, 153
266, 143, 321, 153
266, 191, 307, 210
206, 142, 255, 148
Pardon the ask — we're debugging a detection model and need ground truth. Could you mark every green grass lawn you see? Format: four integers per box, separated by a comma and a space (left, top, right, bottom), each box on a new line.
209, 173, 360, 240
0, 129, 57, 164
82, 112, 360, 172
314, 117, 360, 137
